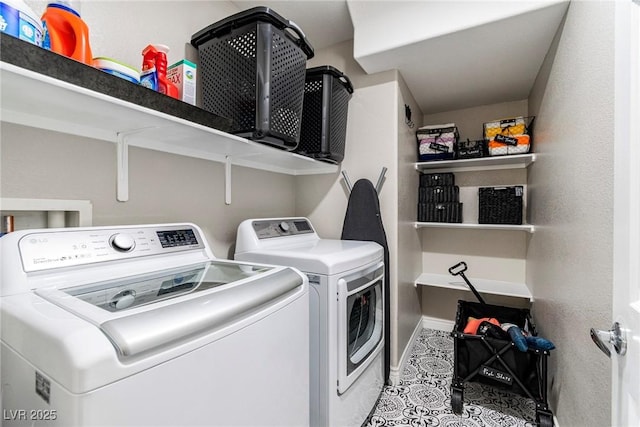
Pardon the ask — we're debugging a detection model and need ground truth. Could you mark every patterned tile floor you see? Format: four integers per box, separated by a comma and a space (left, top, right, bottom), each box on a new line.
366, 328, 538, 426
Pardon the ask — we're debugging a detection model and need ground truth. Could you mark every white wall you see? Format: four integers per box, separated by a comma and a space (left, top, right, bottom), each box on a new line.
527, 2, 614, 426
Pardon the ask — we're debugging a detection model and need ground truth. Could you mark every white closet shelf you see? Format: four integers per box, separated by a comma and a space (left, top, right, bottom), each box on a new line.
415, 273, 533, 301
0, 61, 338, 177
415, 153, 536, 173
414, 222, 535, 233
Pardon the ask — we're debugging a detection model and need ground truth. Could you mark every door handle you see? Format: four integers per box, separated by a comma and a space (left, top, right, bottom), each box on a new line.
590, 322, 627, 358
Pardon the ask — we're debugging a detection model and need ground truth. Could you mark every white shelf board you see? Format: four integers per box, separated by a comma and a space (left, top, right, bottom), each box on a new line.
0, 62, 338, 176
415, 273, 533, 301
415, 153, 536, 173
414, 222, 535, 233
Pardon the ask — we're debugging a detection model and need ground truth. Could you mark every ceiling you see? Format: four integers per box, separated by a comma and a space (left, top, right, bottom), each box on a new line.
231, 0, 353, 50
230, 1, 569, 115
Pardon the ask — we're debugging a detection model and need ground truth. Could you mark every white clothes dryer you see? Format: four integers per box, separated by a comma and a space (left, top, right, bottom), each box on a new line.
235, 217, 385, 427
0, 223, 309, 427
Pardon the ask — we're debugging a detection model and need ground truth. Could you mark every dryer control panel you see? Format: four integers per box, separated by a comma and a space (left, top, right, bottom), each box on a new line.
252, 219, 315, 239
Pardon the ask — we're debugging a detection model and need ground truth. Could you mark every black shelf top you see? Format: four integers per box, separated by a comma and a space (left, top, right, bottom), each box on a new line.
0, 33, 233, 133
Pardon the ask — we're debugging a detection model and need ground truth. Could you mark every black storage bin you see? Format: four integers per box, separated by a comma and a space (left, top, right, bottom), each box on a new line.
419, 172, 455, 187
456, 139, 487, 159
295, 66, 353, 164
478, 186, 524, 225
452, 300, 553, 426
191, 7, 314, 150
418, 202, 462, 223
419, 185, 460, 203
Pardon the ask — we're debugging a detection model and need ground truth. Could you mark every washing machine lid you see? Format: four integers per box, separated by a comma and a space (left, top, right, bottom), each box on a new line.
236, 239, 383, 275
35, 260, 304, 359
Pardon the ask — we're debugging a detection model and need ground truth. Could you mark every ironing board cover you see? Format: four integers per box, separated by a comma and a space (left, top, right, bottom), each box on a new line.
341, 178, 390, 384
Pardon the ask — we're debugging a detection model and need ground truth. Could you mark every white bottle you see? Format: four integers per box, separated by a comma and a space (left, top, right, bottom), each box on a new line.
0, 0, 43, 46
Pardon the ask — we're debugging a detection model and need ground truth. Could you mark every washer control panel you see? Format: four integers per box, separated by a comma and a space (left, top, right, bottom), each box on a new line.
18, 225, 204, 272
252, 219, 315, 239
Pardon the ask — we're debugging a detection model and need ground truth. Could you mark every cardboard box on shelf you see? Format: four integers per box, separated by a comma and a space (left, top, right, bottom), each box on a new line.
167, 59, 197, 106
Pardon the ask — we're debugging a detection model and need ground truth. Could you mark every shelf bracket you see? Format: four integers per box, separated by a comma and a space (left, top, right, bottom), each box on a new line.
116, 132, 129, 202
225, 156, 232, 205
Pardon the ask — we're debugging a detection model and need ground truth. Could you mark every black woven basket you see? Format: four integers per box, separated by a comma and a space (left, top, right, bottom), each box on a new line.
478, 186, 524, 225
419, 172, 455, 188
295, 66, 353, 164
456, 139, 487, 159
191, 7, 314, 150
419, 185, 460, 203
418, 202, 463, 223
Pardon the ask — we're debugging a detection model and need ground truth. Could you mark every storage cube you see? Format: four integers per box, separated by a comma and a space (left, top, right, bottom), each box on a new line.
418, 202, 463, 223
456, 139, 487, 159
419, 185, 460, 203
478, 186, 524, 225
419, 172, 455, 187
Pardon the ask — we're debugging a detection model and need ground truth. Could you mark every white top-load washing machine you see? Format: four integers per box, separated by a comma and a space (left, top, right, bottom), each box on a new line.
0, 223, 310, 427
235, 217, 385, 427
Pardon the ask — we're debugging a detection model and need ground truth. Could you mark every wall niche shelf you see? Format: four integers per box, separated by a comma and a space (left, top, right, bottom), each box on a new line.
414, 273, 533, 301
415, 153, 536, 173
1, 198, 93, 231
0, 34, 337, 204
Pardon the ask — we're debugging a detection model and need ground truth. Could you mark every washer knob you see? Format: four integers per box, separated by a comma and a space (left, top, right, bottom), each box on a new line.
279, 221, 290, 233
110, 233, 136, 252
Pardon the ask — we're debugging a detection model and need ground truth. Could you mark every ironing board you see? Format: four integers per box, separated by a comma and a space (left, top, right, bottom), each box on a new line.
341, 178, 390, 384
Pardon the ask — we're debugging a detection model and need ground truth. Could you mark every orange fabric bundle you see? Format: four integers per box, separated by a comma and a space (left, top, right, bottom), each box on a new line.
488, 134, 530, 156
463, 317, 501, 334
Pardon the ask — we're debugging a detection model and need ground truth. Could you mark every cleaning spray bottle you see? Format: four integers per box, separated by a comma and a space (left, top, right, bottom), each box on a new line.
41, 1, 92, 64
141, 44, 178, 98
140, 45, 158, 91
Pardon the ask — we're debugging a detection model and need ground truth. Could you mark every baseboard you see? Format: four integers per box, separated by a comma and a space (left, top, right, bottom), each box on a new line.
388, 317, 423, 386
422, 315, 455, 332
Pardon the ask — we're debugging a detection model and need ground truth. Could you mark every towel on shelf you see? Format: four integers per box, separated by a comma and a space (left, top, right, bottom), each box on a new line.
488, 134, 531, 156
417, 123, 458, 159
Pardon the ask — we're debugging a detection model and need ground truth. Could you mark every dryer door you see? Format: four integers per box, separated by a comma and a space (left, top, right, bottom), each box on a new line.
337, 261, 384, 394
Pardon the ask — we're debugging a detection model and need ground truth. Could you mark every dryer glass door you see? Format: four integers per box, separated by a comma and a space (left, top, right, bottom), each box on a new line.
338, 262, 384, 394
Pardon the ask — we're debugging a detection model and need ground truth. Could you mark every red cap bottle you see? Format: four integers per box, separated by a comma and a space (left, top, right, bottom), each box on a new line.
142, 44, 178, 99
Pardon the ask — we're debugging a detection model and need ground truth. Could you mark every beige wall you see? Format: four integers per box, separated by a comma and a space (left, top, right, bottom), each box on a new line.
296, 41, 424, 369
0, 124, 296, 259
395, 75, 423, 365
527, 2, 614, 426
4, 0, 296, 258
25, 0, 240, 69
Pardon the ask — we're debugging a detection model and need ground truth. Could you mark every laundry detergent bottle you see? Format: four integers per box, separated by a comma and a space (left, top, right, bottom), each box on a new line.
141, 44, 178, 98
41, 1, 92, 64
0, 0, 44, 46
